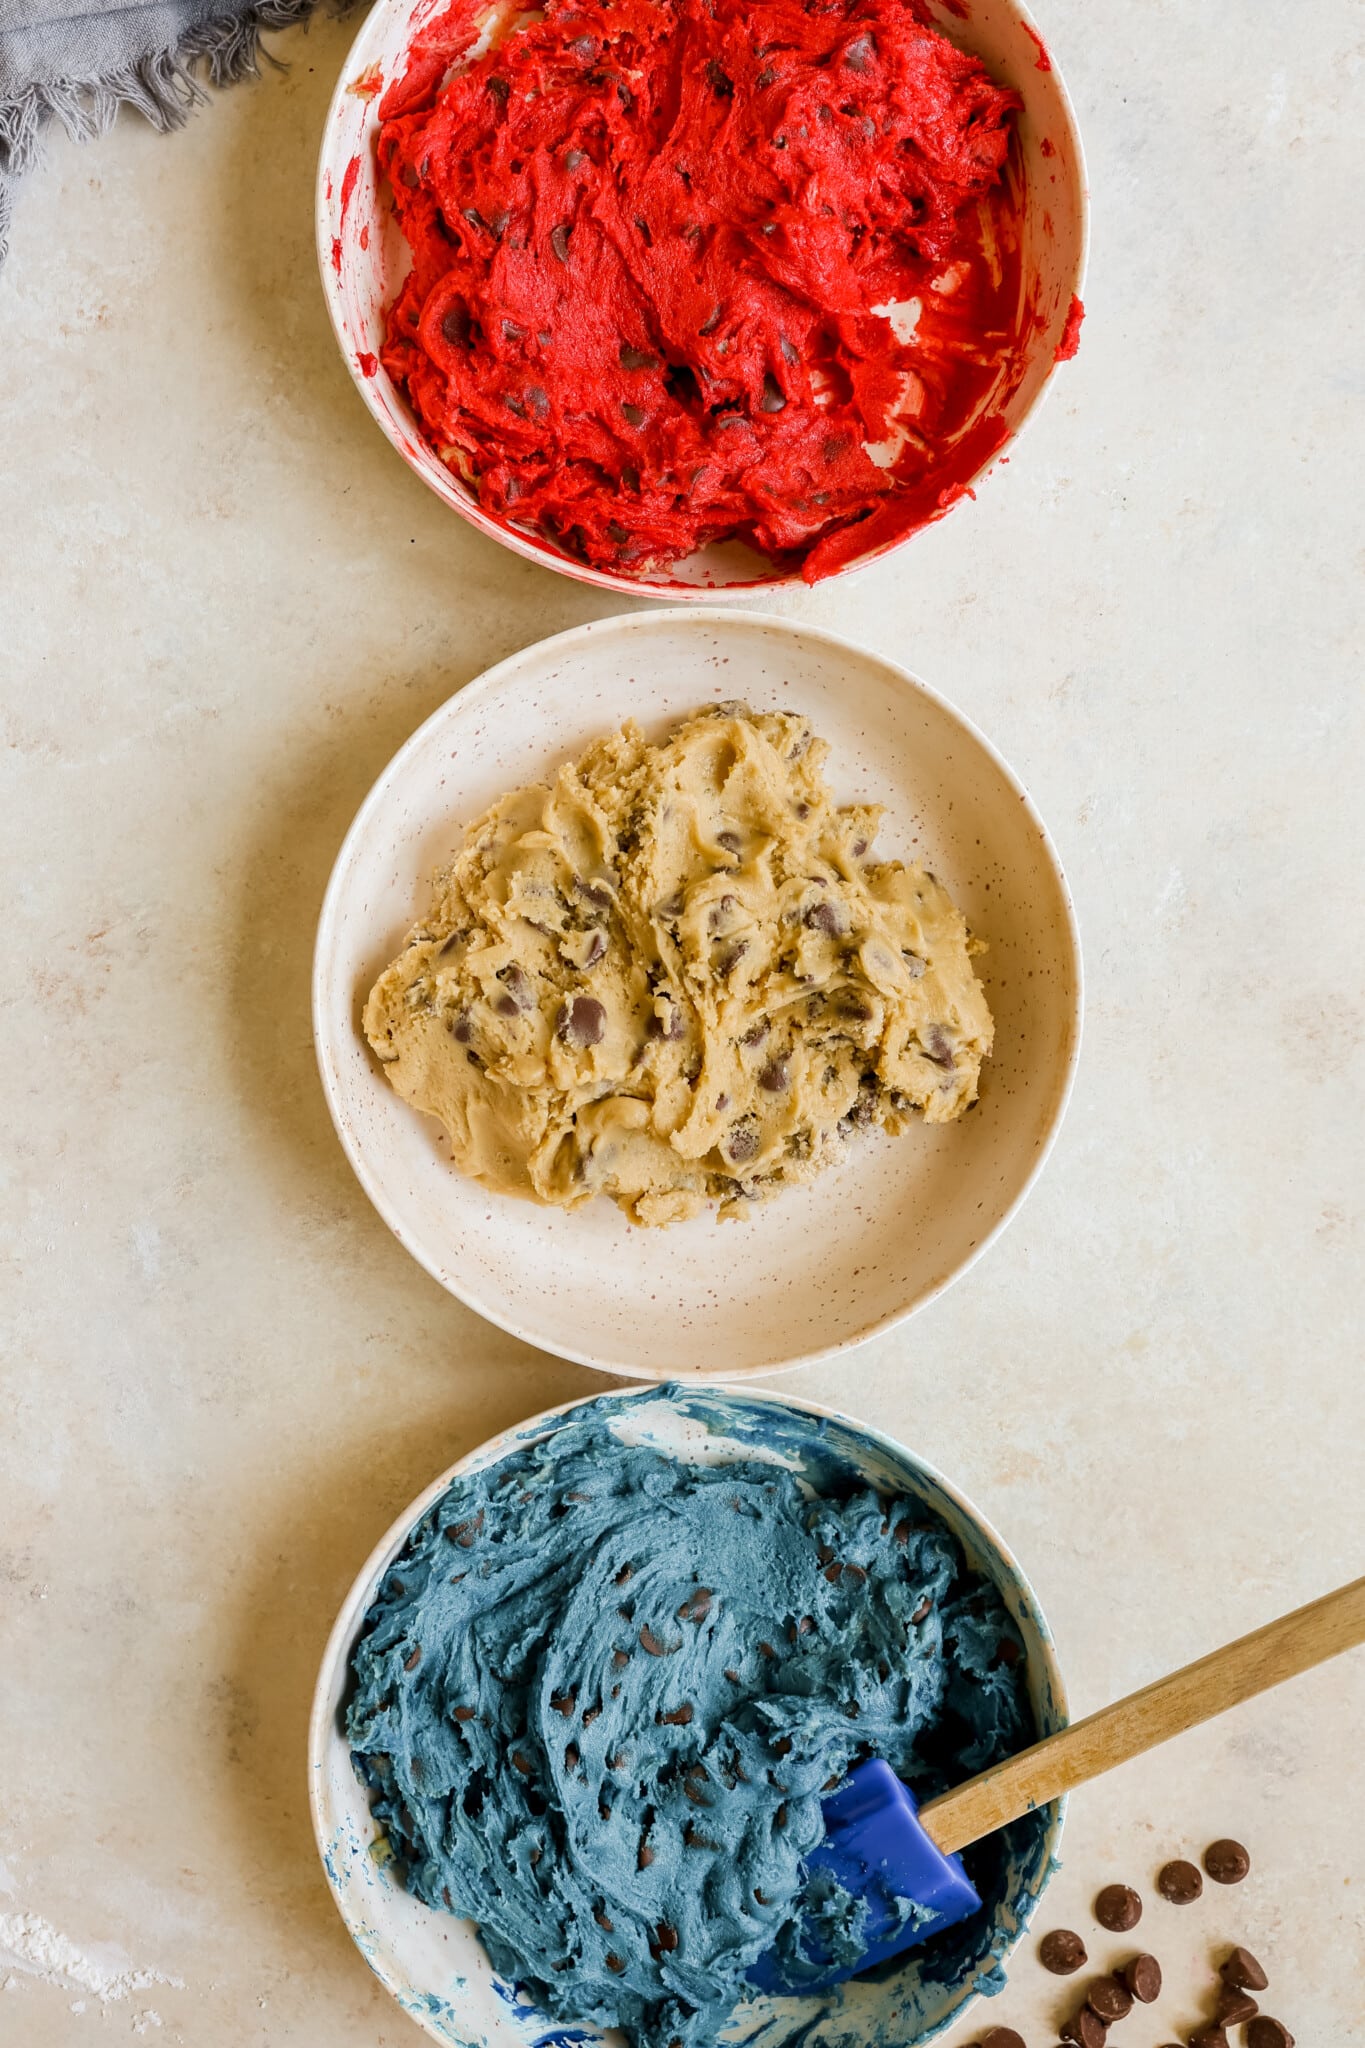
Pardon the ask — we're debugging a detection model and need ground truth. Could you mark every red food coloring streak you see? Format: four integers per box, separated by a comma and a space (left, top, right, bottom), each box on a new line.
375, 0, 1034, 581
331, 237, 343, 275
358, 351, 380, 377
1055, 293, 1084, 361
348, 62, 385, 99
1040, 135, 1055, 158
360, 222, 370, 251
340, 153, 362, 226
1022, 24, 1051, 70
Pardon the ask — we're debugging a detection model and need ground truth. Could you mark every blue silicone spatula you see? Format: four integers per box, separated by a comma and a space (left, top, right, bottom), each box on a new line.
752, 1573, 1365, 1995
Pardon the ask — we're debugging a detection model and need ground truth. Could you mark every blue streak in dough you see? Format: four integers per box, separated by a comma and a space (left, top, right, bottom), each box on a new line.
347, 1391, 1045, 2048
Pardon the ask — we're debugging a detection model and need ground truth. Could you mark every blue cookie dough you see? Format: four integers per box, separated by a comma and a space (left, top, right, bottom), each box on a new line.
347, 1411, 1031, 2048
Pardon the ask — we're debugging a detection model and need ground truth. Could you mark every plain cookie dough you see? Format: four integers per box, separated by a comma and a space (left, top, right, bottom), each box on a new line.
363, 704, 993, 1225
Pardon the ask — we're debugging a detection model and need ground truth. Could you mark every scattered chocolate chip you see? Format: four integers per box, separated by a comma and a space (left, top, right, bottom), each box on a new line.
453, 1704, 476, 1721
604, 1952, 625, 1974
1221, 1947, 1269, 1993
1157, 1858, 1203, 1904
677, 1587, 713, 1623
1217, 1990, 1259, 2026
979, 2031, 1025, 2048
446, 1512, 484, 1547
653, 1919, 678, 1952
550, 224, 571, 262
1088, 1977, 1132, 2022
921, 1023, 955, 1068
403, 1645, 422, 1671
1204, 1838, 1250, 1885
557, 994, 606, 1048
593, 1904, 614, 1931
759, 371, 786, 412
621, 402, 646, 427
716, 829, 741, 853
639, 1624, 674, 1656
619, 344, 660, 371
1061, 2008, 1106, 2048
550, 1691, 576, 1717
449, 1011, 473, 1043
844, 31, 874, 69
612, 1648, 630, 1669
1245, 2022, 1293, 2048
564, 148, 585, 169
1187, 2030, 1229, 2048
658, 1702, 693, 1725
758, 1056, 790, 1092
614, 1563, 634, 1586
1120, 1953, 1162, 2002
1095, 1883, 1142, 1932
804, 899, 847, 936
441, 303, 471, 347
637, 1838, 655, 1869
725, 1126, 759, 1164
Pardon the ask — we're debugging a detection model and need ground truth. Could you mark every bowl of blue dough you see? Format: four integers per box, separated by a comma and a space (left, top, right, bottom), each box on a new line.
309, 1386, 1067, 2048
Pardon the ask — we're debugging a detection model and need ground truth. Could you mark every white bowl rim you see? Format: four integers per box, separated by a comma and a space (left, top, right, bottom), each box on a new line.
307, 1379, 1071, 2045
312, 606, 1084, 1378
312, 0, 1091, 600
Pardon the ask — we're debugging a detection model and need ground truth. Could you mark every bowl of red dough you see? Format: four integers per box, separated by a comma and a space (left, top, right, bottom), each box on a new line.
318, 0, 1087, 594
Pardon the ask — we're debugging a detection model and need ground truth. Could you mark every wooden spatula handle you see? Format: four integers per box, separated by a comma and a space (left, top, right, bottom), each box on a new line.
919, 1573, 1365, 1857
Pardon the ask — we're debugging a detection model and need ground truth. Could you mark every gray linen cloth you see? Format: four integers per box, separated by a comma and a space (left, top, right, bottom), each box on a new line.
0, 0, 336, 264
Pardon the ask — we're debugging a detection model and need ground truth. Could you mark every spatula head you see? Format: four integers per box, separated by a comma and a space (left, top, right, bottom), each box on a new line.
748, 1760, 982, 1996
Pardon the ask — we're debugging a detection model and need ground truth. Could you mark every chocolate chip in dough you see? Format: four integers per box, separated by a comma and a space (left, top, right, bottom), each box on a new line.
1119, 1952, 1162, 2002
1157, 1858, 1203, 1904
725, 1125, 759, 1164
1245, 2021, 1294, 2048
1038, 1928, 1087, 1974
758, 1056, 790, 1092
1217, 1989, 1260, 2026
1060, 2008, 1106, 2048
557, 994, 606, 1048
978, 2030, 1025, 2048
1221, 1946, 1269, 1992
1087, 1977, 1132, 2022
1095, 1883, 1142, 1931
1204, 1838, 1251, 1884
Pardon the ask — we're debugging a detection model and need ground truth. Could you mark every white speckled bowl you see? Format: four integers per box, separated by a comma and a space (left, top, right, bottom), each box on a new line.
315, 0, 1088, 596
312, 609, 1081, 1377
309, 1384, 1068, 2048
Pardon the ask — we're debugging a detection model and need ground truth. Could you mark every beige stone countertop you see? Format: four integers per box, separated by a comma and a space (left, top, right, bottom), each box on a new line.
2, 1, 1363, 2041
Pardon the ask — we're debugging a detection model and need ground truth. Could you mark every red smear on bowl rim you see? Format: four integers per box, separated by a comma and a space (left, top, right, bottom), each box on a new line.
1022, 23, 1051, 70
1055, 294, 1084, 361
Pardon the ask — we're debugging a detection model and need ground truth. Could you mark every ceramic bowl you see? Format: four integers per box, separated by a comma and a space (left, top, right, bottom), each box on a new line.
313, 609, 1082, 1377
309, 1383, 1068, 2048
315, 0, 1088, 597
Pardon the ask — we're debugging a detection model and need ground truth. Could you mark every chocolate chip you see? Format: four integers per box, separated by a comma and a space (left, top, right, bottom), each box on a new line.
441, 303, 472, 347
550, 223, 571, 262
449, 1010, 473, 1042
1061, 2009, 1106, 2048
654, 1920, 678, 1953
604, 1952, 625, 1973
1088, 1977, 1132, 2022
564, 147, 585, 169
1188, 2031, 1229, 2048
725, 1126, 759, 1164
550, 1690, 575, 1717
621, 402, 646, 427
1120, 1953, 1162, 2002
453, 1704, 476, 1721
446, 1512, 484, 1547
639, 1624, 674, 1656
1245, 2022, 1293, 2048
404, 1645, 422, 1671
1157, 1857, 1203, 1903
844, 31, 874, 69
804, 899, 847, 936
716, 830, 741, 855
979, 2031, 1025, 2048
1039, 1929, 1087, 1974
759, 372, 786, 412
1204, 1838, 1250, 1884
1095, 1884, 1142, 1931
922, 1024, 955, 1068
677, 1587, 713, 1623
557, 994, 606, 1048
1217, 1989, 1260, 2026
1221, 1947, 1269, 1992
658, 1702, 693, 1725
620, 344, 660, 371
758, 1056, 790, 1092
593, 1904, 614, 1931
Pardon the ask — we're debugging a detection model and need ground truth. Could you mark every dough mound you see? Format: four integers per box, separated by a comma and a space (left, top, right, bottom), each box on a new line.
364, 704, 992, 1225
346, 1409, 1033, 2048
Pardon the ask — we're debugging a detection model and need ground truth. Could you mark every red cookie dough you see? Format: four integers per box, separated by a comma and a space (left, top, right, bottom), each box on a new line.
376, 0, 1026, 581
